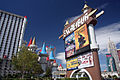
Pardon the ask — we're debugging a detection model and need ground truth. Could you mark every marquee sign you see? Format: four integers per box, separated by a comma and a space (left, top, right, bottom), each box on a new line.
65, 24, 90, 59
63, 8, 96, 39
78, 52, 94, 69
65, 33, 76, 58
74, 24, 89, 50
67, 58, 78, 71
66, 52, 94, 71
60, 3, 104, 79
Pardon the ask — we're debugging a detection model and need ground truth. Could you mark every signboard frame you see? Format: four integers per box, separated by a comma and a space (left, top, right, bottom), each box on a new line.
64, 24, 91, 59
66, 52, 94, 71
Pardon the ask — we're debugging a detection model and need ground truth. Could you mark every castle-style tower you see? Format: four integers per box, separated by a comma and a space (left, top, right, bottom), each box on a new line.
52, 60, 58, 78
49, 46, 55, 61
28, 37, 37, 52
39, 42, 48, 72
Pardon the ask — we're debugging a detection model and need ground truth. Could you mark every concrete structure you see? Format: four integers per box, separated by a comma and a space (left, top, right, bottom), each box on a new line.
0, 10, 27, 76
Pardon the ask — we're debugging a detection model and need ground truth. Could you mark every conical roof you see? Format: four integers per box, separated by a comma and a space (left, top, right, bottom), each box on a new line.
53, 60, 58, 67
28, 38, 32, 47
32, 37, 36, 45
64, 20, 69, 27
49, 50, 55, 61
82, 4, 90, 12
40, 42, 47, 55
53, 60, 56, 63
60, 64, 62, 67
58, 64, 63, 70
39, 49, 42, 52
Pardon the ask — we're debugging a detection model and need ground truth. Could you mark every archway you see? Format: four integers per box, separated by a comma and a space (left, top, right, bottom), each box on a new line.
70, 69, 92, 80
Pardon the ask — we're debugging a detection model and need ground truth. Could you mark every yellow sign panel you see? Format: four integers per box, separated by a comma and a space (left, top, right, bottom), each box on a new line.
74, 24, 89, 50
67, 58, 78, 70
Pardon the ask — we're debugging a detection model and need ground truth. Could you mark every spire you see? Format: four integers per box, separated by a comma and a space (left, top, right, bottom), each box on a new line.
32, 37, 36, 45
40, 42, 48, 56
28, 38, 32, 47
53, 60, 56, 63
40, 49, 42, 52
64, 20, 69, 27
49, 50, 55, 61
58, 64, 63, 70
109, 37, 111, 42
82, 3, 90, 12
24, 16, 27, 19
60, 64, 63, 67
65, 20, 69, 26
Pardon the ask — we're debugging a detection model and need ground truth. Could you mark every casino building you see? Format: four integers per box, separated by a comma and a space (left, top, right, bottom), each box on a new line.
0, 10, 27, 76
27, 37, 66, 78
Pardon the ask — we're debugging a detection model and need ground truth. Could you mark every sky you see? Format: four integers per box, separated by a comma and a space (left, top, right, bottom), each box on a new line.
1, 0, 120, 71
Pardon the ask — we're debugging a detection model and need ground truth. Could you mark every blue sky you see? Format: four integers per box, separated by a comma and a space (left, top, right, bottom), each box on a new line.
1, 0, 120, 71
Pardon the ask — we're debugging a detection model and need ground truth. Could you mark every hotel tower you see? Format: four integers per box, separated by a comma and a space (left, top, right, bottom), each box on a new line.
0, 10, 27, 76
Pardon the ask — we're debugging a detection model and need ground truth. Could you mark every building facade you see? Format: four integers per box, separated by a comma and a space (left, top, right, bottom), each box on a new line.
0, 10, 27, 76
108, 39, 120, 74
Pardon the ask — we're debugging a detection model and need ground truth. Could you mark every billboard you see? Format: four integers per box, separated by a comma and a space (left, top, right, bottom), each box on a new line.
66, 52, 94, 71
77, 52, 94, 69
106, 54, 116, 72
66, 58, 78, 71
74, 24, 89, 50
65, 24, 90, 58
65, 33, 76, 58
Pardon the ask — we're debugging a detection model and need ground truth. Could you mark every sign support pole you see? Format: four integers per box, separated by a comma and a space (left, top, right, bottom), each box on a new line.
86, 24, 101, 80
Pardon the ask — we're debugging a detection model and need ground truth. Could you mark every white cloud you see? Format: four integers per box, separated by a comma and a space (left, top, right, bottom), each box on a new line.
96, 22, 120, 53
96, 3, 109, 10
56, 52, 66, 64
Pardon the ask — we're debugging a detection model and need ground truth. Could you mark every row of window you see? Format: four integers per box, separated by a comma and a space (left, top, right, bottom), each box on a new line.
0, 12, 25, 59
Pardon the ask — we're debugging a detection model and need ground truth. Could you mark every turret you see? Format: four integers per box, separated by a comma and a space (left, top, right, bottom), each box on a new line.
64, 20, 69, 28
49, 46, 55, 61
53, 60, 58, 67
58, 64, 63, 70
28, 37, 37, 52
28, 38, 32, 47
39, 42, 48, 56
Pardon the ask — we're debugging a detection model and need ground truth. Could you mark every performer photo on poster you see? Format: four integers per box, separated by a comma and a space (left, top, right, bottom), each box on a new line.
74, 24, 89, 51
65, 33, 76, 58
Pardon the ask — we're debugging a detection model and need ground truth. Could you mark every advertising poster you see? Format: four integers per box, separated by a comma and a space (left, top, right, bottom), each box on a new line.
77, 52, 94, 69
66, 58, 78, 71
65, 33, 75, 58
106, 54, 116, 71
74, 24, 89, 50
